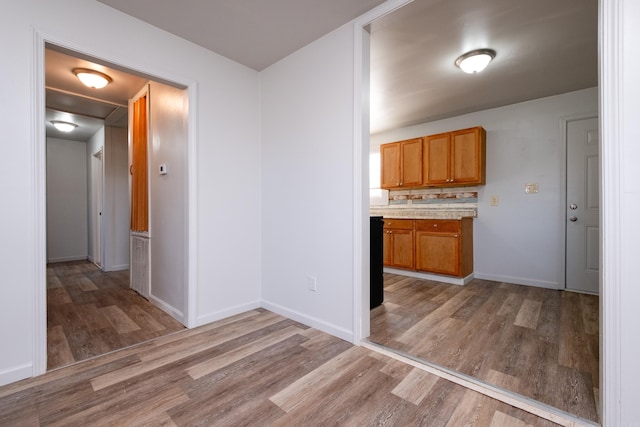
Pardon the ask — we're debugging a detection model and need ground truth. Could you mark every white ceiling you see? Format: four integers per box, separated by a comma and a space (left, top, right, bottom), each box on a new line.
97, 0, 388, 71
47, 0, 598, 140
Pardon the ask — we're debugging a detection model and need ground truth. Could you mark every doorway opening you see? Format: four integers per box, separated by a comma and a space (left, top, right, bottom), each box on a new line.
359, 1, 599, 421
43, 43, 189, 371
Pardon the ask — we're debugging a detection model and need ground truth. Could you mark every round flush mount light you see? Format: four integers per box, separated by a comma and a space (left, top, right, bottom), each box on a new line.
51, 120, 78, 132
73, 68, 112, 89
455, 49, 496, 74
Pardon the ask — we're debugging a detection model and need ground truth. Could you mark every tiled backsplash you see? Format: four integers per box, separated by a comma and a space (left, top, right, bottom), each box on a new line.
388, 188, 478, 205
370, 188, 478, 219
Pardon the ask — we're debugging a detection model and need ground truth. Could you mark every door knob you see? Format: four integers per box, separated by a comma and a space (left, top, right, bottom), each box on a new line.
569, 216, 578, 222
569, 203, 578, 210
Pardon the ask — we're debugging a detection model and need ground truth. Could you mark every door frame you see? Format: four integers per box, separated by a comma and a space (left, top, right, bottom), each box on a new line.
560, 113, 598, 292
32, 32, 199, 375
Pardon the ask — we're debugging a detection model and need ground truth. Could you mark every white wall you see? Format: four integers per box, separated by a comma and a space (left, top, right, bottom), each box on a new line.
148, 81, 187, 320
86, 127, 104, 264
46, 138, 88, 262
371, 88, 598, 289
0, 0, 261, 385
260, 23, 356, 340
103, 126, 130, 271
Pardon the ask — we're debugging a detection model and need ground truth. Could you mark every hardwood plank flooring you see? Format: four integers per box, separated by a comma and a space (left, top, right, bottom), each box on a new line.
47, 260, 185, 371
369, 273, 599, 423
0, 309, 560, 426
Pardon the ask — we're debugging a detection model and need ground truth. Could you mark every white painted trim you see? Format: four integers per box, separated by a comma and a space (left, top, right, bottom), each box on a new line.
32, 30, 199, 377
104, 264, 129, 272
385, 268, 474, 286
196, 300, 262, 327
0, 363, 34, 388
32, 30, 48, 378
352, 22, 366, 346
47, 256, 88, 263
352, 0, 414, 345
262, 300, 354, 343
474, 272, 560, 290
186, 83, 198, 329
148, 294, 185, 324
599, 0, 622, 424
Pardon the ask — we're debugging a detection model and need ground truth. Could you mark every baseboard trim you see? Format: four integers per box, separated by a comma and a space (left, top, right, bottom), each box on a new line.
384, 268, 473, 286
47, 256, 88, 263
148, 294, 185, 325
196, 300, 262, 327
0, 362, 32, 387
473, 272, 560, 289
261, 300, 353, 343
103, 264, 129, 272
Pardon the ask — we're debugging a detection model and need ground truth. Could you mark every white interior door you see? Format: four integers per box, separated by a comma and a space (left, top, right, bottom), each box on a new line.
566, 117, 599, 294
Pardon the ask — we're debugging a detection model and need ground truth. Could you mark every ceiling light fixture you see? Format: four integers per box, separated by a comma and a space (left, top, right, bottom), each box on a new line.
73, 68, 112, 89
455, 49, 496, 74
51, 120, 78, 132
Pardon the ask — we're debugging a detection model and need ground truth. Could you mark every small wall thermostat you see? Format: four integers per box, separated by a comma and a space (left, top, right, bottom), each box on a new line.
159, 163, 168, 175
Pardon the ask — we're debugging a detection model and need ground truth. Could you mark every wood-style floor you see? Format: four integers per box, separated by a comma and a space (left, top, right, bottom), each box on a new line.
47, 261, 185, 370
369, 273, 599, 423
1, 309, 559, 426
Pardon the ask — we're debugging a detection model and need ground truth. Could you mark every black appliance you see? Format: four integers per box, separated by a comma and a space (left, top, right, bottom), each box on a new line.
370, 216, 384, 309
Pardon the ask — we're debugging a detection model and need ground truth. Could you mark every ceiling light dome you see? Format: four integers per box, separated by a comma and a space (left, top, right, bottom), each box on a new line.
455, 49, 496, 74
51, 120, 78, 132
73, 68, 112, 89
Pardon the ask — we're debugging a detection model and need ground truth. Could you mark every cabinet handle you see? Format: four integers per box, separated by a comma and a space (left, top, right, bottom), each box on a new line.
433, 224, 438, 228
454, 234, 459, 238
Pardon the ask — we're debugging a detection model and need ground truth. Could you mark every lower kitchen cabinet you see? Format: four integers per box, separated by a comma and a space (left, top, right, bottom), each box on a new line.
415, 218, 473, 277
383, 219, 415, 270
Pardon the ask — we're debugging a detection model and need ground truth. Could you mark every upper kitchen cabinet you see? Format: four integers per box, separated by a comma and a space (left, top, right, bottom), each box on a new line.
380, 138, 423, 189
423, 126, 486, 187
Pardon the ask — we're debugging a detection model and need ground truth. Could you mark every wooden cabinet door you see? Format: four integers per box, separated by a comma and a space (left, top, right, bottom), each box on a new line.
401, 138, 423, 187
383, 219, 415, 270
381, 142, 401, 188
451, 127, 486, 185
383, 230, 394, 266
415, 231, 460, 276
391, 229, 414, 269
423, 133, 451, 186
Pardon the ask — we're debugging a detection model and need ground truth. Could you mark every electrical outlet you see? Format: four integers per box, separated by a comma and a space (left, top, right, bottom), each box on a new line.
306, 275, 317, 291
490, 195, 499, 206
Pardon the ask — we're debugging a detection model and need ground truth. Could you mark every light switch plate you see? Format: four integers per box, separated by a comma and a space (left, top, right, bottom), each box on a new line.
490, 195, 499, 206
525, 183, 538, 194
159, 163, 168, 175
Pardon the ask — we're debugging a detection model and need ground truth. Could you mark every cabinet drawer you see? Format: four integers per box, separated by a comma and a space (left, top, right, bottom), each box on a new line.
415, 219, 461, 233
383, 219, 414, 230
